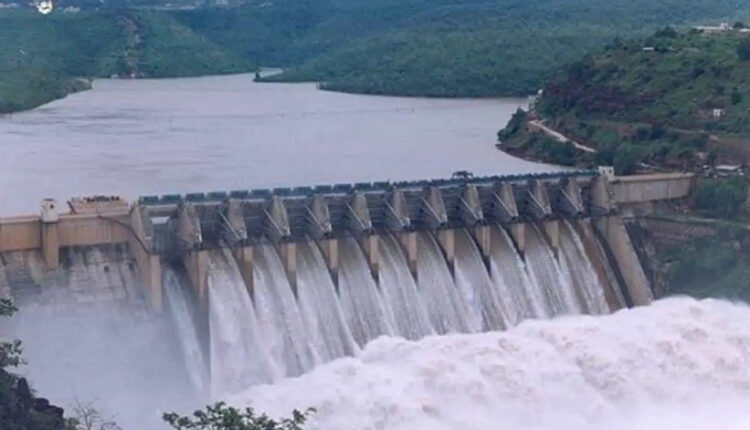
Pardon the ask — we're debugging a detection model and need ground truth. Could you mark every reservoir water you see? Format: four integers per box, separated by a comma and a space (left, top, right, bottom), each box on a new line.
0, 74, 547, 215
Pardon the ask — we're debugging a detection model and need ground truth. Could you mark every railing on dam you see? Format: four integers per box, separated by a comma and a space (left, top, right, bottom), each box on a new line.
138, 169, 599, 207
135, 170, 604, 255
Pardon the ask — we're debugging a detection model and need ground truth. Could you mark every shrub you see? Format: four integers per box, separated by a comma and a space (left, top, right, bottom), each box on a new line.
613, 145, 639, 175
738, 38, 750, 61
497, 108, 527, 142
731, 89, 743, 105
164, 402, 314, 430
693, 177, 748, 218
654, 26, 678, 38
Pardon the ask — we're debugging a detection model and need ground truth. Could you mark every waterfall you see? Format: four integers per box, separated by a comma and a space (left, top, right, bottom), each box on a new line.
524, 225, 584, 316
453, 229, 508, 331
590, 226, 629, 309
488, 226, 548, 324
337, 237, 394, 346
207, 248, 273, 396
296, 240, 359, 362
377, 234, 434, 340
253, 244, 318, 377
415, 232, 470, 334
7, 221, 634, 421
559, 221, 610, 314
163, 266, 208, 393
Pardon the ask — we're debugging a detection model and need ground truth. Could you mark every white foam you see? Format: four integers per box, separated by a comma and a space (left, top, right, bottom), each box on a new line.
231, 297, 750, 430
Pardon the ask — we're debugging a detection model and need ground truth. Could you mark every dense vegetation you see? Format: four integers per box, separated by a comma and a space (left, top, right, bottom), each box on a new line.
263, 0, 750, 97
539, 30, 750, 135
664, 228, 750, 302
0, 8, 248, 113
693, 176, 749, 218
0, 299, 71, 430
499, 28, 750, 173
163, 402, 313, 430
4, 0, 750, 112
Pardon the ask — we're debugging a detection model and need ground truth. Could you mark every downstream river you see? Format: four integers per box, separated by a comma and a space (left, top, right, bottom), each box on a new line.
0, 74, 549, 215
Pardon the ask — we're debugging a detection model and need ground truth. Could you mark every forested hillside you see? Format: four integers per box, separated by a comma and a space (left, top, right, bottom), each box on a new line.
0, 9, 248, 113
2, 0, 750, 112
498, 28, 750, 174
258, 0, 750, 96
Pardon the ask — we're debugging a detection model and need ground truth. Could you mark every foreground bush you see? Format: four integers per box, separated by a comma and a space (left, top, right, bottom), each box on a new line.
164, 402, 314, 430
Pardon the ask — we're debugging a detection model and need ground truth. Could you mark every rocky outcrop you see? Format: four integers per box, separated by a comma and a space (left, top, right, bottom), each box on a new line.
0, 370, 68, 430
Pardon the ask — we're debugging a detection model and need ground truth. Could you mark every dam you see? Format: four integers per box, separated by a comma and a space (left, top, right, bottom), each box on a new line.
0, 168, 694, 397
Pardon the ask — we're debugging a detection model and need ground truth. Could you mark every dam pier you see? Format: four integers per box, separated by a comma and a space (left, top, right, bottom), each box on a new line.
0, 168, 694, 390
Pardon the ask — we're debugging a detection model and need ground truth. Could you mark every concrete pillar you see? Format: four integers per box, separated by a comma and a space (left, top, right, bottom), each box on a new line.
400, 232, 418, 278
347, 192, 373, 234
542, 220, 559, 256
223, 199, 248, 244
176, 202, 202, 251
307, 195, 332, 239
265, 196, 291, 242
528, 180, 553, 220
423, 187, 448, 229
41, 223, 59, 270
318, 238, 339, 286
575, 219, 626, 310
129, 203, 162, 312
145, 255, 163, 311
183, 249, 210, 308
595, 215, 653, 306
474, 225, 491, 259
460, 185, 484, 225
527, 181, 558, 254
386, 188, 411, 231
40, 199, 59, 270
280, 242, 297, 295
564, 178, 584, 215
591, 174, 614, 214
360, 235, 379, 282
509, 223, 526, 254
494, 182, 520, 223
437, 229, 455, 274
232, 246, 254, 299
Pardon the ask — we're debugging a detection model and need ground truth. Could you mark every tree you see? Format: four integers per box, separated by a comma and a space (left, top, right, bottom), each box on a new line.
1, 298, 72, 430
737, 38, 750, 61
654, 26, 678, 38
497, 108, 527, 142
734, 21, 746, 29
68, 401, 121, 430
0, 298, 22, 369
731, 88, 743, 105
164, 403, 314, 430
613, 145, 639, 175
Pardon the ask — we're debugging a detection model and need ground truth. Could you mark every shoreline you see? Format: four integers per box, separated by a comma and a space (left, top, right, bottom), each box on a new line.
0, 76, 92, 116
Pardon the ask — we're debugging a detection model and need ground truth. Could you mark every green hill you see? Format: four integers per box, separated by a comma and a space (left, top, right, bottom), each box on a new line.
4, 0, 750, 112
499, 27, 750, 174
261, 0, 750, 97
0, 9, 249, 113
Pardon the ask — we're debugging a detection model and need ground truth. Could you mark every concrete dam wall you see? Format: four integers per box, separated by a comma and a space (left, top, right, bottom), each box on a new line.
0, 170, 694, 396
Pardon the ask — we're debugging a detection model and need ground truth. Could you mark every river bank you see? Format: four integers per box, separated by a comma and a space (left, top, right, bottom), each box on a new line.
0, 74, 91, 115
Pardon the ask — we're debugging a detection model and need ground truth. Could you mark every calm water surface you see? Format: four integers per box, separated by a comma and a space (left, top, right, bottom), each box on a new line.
0, 74, 550, 214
